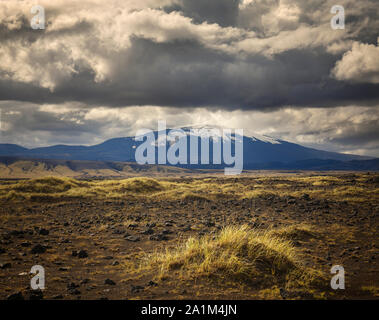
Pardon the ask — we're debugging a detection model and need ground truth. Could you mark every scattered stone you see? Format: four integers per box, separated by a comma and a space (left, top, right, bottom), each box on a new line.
31, 244, 46, 254
104, 279, 116, 285
70, 289, 81, 295
147, 280, 158, 287
150, 234, 169, 241
204, 221, 215, 227
280, 288, 288, 299
141, 228, 154, 235
111, 261, 119, 266
9, 230, 25, 237
7, 292, 24, 300
146, 223, 156, 228
125, 235, 140, 242
28, 289, 43, 300
59, 267, 69, 271
131, 285, 144, 293
0, 262, 11, 269
67, 282, 81, 295
301, 194, 310, 201
21, 242, 31, 247
39, 228, 49, 236
78, 250, 88, 258
67, 282, 79, 290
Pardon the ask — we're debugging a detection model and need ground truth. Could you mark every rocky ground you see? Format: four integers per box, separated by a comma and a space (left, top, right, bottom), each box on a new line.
0, 173, 378, 300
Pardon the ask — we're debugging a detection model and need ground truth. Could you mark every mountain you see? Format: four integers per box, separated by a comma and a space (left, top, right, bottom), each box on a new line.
0, 127, 377, 171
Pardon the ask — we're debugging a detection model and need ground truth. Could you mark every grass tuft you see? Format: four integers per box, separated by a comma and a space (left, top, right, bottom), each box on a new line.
144, 225, 325, 290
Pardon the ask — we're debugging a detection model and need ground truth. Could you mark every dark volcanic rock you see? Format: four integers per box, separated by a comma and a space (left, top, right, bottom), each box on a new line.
141, 228, 154, 235
104, 278, 116, 285
0, 262, 11, 269
146, 223, 156, 228
67, 282, 79, 290
131, 285, 144, 293
67, 282, 81, 295
31, 244, 46, 254
78, 250, 88, 258
150, 234, 169, 241
204, 221, 215, 227
112, 229, 125, 235
301, 193, 310, 201
125, 235, 140, 242
7, 292, 24, 300
39, 228, 49, 236
9, 230, 25, 237
21, 242, 31, 247
28, 289, 43, 300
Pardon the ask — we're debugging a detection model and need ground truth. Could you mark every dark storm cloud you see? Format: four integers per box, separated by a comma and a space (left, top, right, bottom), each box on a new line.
0, 102, 96, 135
1, 38, 379, 110
164, 0, 240, 27
0, 0, 378, 110
328, 119, 379, 146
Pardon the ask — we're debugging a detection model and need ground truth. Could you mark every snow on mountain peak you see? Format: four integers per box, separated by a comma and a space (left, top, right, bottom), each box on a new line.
180, 125, 281, 144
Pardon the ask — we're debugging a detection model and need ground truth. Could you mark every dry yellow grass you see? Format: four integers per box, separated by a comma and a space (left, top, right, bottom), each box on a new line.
361, 286, 379, 297
142, 225, 325, 291
1, 174, 377, 204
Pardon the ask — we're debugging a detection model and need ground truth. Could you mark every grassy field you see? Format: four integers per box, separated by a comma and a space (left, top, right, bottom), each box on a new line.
1, 173, 378, 203
0, 173, 378, 300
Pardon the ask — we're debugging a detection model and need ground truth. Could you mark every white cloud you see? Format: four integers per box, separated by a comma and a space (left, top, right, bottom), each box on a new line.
332, 38, 379, 84
1, 101, 378, 156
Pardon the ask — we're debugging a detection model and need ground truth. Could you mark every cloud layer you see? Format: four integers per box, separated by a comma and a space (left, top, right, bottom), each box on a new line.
1, 102, 378, 156
0, 0, 378, 156
0, 0, 379, 109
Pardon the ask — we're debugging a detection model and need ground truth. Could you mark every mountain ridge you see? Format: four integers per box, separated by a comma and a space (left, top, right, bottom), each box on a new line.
0, 128, 375, 171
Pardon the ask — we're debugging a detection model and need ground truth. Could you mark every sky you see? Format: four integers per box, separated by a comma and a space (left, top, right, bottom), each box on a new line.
0, 0, 378, 156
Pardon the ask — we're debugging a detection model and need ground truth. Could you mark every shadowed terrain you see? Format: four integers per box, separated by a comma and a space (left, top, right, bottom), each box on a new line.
0, 173, 378, 300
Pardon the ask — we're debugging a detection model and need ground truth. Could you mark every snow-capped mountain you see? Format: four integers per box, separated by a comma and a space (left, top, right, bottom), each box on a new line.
0, 126, 375, 170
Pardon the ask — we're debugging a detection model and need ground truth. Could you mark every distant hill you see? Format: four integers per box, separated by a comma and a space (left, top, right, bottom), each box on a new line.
0, 157, 196, 179
0, 127, 377, 172
0, 157, 378, 179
